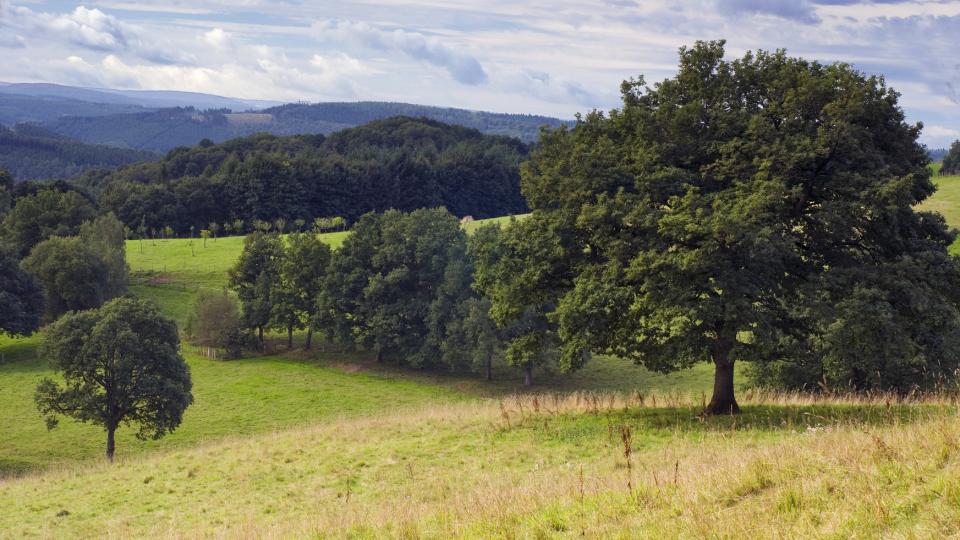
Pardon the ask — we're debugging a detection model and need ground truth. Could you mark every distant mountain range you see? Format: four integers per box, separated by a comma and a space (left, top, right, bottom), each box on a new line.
0, 83, 570, 155
0, 82, 278, 110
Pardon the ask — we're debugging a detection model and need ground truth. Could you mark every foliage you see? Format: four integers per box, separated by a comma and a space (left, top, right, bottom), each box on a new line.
0, 124, 155, 181
469, 220, 571, 385
227, 232, 283, 347
941, 140, 960, 175
320, 208, 474, 367
79, 213, 129, 300
183, 290, 244, 358
273, 232, 331, 348
0, 253, 43, 337
1, 188, 97, 258
0, 169, 11, 216
82, 117, 529, 234
20, 237, 109, 321
35, 297, 193, 459
515, 41, 960, 411
18, 212, 127, 322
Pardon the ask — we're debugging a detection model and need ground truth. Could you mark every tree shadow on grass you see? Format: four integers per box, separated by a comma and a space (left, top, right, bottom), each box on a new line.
506, 403, 955, 446
0, 337, 45, 373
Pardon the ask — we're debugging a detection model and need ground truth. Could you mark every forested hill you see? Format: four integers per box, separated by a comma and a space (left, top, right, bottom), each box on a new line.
39, 102, 566, 152
0, 124, 157, 181
77, 117, 530, 233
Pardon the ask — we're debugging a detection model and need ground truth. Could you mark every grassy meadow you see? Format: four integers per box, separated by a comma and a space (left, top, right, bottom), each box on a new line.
919, 164, 960, 253
4, 199, 960, 537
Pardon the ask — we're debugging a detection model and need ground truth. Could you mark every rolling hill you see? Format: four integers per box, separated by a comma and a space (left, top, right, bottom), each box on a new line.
81, 117, 531, 233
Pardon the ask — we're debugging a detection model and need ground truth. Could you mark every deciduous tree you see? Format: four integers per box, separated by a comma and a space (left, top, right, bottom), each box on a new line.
35, 297, 193, 460
184, 290, 244, 358
1, 188, 96, 258
520, 41, 960, 411
228, 232, 282, 348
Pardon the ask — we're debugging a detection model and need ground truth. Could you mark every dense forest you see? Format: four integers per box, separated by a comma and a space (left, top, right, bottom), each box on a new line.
0, 124, 156, 181
38, 102, 565, 152
74, 117, 530, 233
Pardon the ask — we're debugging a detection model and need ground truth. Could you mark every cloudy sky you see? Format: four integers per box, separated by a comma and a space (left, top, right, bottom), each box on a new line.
2, 0, 960, 146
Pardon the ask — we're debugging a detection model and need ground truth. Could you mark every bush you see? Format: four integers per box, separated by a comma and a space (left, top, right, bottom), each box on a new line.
184, 290, 245, 358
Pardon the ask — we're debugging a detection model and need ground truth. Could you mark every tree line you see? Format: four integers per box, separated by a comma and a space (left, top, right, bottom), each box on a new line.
210, 207, 559, 385
31, 101, 565, 153
941, 140, 960, 175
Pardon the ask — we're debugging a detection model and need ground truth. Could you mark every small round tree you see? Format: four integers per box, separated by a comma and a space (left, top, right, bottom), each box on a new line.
184, 289, 244, 358
35, 297, 193, 460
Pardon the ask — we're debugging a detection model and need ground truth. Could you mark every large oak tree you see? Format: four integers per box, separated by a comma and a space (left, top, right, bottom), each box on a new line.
518, 41, 960, 413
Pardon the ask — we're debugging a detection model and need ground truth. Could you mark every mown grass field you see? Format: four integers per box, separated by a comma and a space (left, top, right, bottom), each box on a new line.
4, 196, 960, 537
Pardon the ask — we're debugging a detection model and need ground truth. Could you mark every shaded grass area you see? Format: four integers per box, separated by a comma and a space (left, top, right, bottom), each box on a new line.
308, 348, 738, 399
0, 394, 954, 538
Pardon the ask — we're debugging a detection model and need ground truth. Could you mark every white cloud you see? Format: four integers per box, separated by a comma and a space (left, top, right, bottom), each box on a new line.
314, 20, 488, 86
203, 28, 231, 49
0, 33, 26, 49
3, 4, 188, 64
924, 125, 960, 138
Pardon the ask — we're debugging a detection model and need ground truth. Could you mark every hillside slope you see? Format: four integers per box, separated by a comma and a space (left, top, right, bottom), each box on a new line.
0, 393, 955, 538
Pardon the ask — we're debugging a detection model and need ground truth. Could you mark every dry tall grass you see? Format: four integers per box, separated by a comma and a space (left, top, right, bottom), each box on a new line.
3, 390, 958, 539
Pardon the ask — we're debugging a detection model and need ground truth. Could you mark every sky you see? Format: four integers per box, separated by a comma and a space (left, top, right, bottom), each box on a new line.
2, 1, 960, 146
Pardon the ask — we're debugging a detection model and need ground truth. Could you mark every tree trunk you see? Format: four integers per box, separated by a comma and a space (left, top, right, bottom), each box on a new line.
305, 328, 313, 350
524, 365, 533, 387
287, 325, 293, 349
486, 356, 493, 382
106, 426, 116, 462
258, 326, 264, 350
376, 348, 383, 363
705, 338, 740, 415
